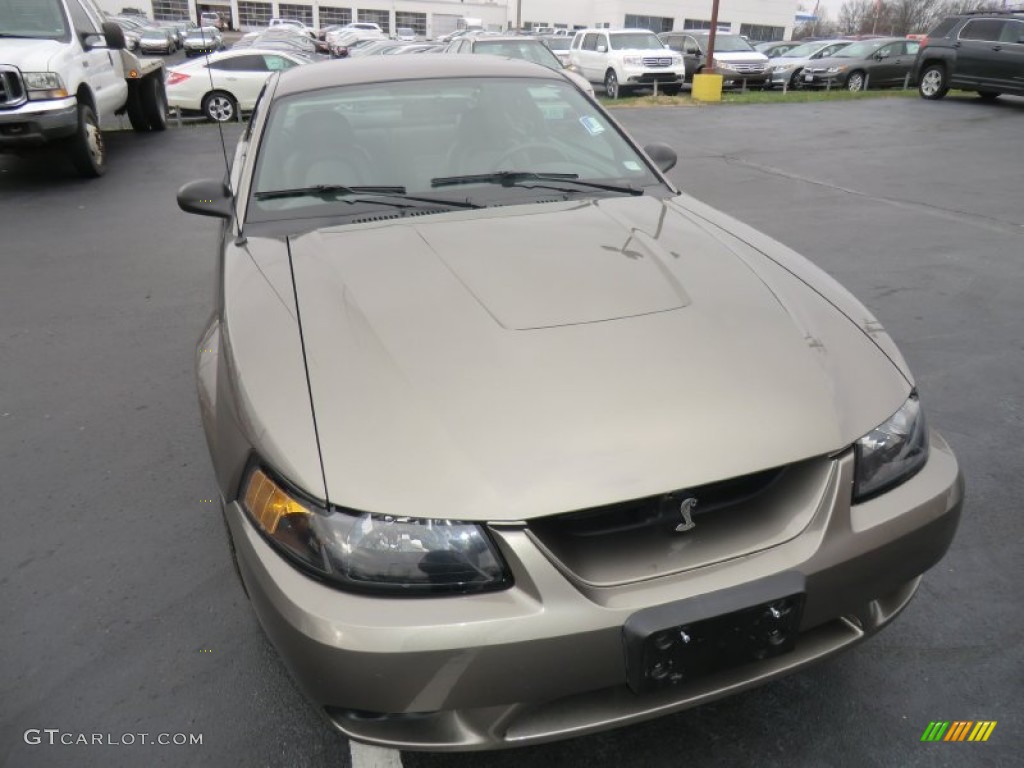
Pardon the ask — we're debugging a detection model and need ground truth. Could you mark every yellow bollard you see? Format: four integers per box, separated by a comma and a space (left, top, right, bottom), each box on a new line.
692, 73, 724, 102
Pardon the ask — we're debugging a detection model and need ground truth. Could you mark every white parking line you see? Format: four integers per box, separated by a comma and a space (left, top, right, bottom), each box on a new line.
349, 740, 404, 768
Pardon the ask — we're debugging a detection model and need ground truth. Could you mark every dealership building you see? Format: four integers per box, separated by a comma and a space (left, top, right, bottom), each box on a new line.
95, 1, 799, 41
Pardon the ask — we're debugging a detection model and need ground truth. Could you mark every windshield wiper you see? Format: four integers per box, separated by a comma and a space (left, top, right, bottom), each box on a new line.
431, 172, 643, 196
254, 184, 404, 201
254, 184, 482, 209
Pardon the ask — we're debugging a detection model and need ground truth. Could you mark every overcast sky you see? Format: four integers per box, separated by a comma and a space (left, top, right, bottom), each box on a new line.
806, 1, 842, 19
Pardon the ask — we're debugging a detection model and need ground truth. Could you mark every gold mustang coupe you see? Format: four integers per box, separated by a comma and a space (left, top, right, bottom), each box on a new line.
178, 56, 963, 751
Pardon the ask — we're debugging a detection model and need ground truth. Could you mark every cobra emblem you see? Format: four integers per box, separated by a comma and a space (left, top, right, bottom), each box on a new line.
675, 497, 697, 533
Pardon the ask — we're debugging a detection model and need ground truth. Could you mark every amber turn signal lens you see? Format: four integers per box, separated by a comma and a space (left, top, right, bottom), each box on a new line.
243, 468, 309, 534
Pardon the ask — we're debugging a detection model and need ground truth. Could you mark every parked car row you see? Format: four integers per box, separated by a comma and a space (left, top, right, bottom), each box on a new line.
164, 8, 1023, 124
106, 12, 196, 54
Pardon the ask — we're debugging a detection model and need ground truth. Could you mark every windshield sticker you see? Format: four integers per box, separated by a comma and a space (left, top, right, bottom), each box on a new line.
579, 116, 605, 136
623, 160, 642, 171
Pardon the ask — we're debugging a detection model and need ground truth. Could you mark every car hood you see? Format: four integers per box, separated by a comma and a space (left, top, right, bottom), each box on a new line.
712, 51, 769, 64
774, 55, 813, 67
0, 39, 67, 72
247, 195, 909, 521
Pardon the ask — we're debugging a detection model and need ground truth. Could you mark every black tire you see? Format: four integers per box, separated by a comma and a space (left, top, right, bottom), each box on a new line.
604, 70, 627, 99
846, 70, 866, 92
126, 82, 150, 132
918, 64, 948, 100
140, 75, 168, 131
67, 103, 106, 178
977, 90, 1000, 102
202, 91, 237, 123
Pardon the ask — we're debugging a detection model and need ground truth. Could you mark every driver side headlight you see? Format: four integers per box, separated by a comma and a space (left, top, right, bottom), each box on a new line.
853, 394, 929, 502
241, 467, 512, 595
23, 72, 69, 100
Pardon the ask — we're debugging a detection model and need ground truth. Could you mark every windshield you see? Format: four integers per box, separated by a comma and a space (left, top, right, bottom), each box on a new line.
835, 40, 885, 58
544, 37, 571, 51
782, 41, 830, 58
250, 77, 661, 223
187, 27, 220, 39
0, 0, 69, 41
698, 34, 755, 53
474, 40, 563, 71
609, 32, 665, 50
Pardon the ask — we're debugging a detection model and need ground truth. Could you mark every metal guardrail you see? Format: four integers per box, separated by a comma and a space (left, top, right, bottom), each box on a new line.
168, 106, 249, 127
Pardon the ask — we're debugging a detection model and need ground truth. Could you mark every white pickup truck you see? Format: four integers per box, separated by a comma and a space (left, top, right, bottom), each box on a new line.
0, 0, 168, 177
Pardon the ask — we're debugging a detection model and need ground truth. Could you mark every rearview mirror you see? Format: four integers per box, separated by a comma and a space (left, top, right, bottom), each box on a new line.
178, 179, 234, 219
644, 143, 677, 173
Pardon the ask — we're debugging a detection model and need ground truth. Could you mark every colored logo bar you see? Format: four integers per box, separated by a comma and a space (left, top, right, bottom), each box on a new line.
921, 721, 997, 742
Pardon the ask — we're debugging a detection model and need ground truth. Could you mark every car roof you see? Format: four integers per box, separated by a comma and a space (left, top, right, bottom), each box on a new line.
272, 55, 563, 97
472, 36, 545, 44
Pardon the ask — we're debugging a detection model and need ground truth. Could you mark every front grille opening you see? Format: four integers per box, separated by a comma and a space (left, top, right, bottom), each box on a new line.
0, 68, 28, 108
539, 466, 786, 540
526, 457, 832, 587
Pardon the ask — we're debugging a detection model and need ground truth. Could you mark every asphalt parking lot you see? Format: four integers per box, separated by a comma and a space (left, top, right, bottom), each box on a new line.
1, 94, 1021, 768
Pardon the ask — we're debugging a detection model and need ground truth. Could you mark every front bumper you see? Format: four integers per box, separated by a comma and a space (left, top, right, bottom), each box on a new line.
621, 66, 685, 87
226, 434, 962, 750
769, 69, 799, 86
716, 69, 769, 87
0, 97, 78, 148
801, 71, 845, 89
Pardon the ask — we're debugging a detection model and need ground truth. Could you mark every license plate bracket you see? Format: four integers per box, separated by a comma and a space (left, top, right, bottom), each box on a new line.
622, 572, 806, 694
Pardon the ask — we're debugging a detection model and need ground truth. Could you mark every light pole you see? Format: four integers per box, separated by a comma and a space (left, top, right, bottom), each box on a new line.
706, 0, 721, 73
516, 0, 522, 32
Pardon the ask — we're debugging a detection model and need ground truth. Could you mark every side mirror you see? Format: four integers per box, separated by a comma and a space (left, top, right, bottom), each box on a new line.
874, 52, 887, 60
644, 143, 677, 173
178, 179, 234, 219
596, 44, 607, 53
101, 21, 126, 50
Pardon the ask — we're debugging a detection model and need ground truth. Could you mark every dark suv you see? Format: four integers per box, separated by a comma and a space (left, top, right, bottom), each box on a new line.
914, 11, 1024, 100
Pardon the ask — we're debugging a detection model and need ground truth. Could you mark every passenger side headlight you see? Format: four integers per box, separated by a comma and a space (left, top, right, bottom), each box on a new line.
241, 467, 512, 595
853, 394, 929, 502
622, 55, 643, 66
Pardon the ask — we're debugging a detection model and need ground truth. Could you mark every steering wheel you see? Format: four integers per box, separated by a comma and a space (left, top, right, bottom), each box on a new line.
492, 142, 571, 169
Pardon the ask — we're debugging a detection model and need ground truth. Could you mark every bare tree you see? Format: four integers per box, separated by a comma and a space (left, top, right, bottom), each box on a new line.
836, 0, 877, 35
835, 0, 1009, 37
